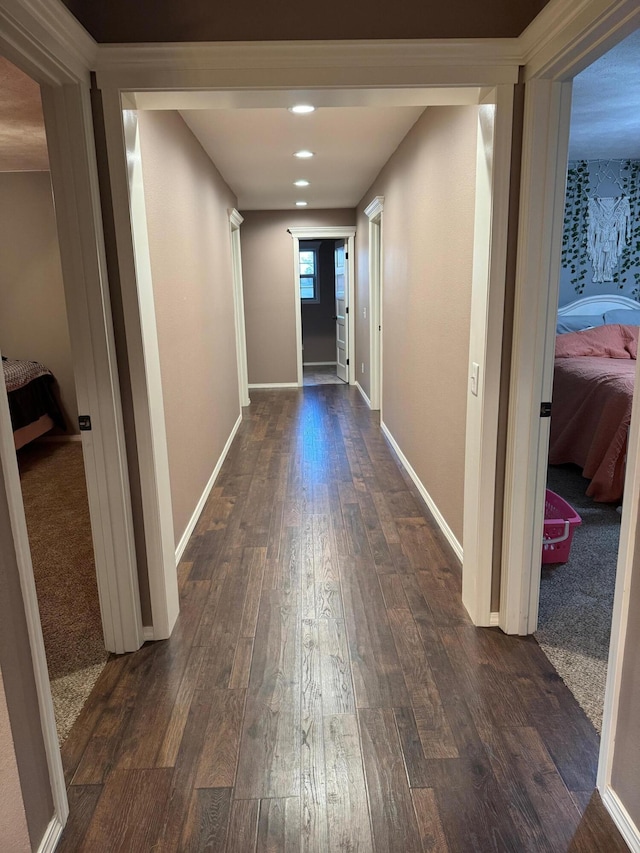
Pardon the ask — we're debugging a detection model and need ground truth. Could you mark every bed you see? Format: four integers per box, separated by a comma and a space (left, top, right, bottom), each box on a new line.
2, 357, 66, 450
549, 295, 640, 502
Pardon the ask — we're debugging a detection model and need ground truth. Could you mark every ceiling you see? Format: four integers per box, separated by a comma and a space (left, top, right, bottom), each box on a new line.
0, 58, 49, 172
569, 28, 640, 160
59, 0, 549, 43
180, 104, 424, 210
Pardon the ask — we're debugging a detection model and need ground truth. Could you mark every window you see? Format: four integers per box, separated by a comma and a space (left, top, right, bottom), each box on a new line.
299, 246, 319, 301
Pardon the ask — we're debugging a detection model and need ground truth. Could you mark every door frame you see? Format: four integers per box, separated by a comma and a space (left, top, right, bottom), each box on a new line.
0, 0, 144, 844
364, 196, 384, 411
500, 1, 640, 842
289, 227, 356, 387
229, 208, 250, 407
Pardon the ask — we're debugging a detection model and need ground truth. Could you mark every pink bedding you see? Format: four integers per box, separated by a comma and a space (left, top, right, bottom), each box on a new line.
549, 354, 635, 502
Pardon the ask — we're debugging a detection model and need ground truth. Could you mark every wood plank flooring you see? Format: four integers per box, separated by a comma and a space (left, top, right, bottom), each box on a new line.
58, 386, 629, 852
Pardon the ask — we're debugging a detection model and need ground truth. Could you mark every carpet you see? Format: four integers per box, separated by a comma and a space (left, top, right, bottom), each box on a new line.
18, 441, 108, 744
535, 464, 620, 733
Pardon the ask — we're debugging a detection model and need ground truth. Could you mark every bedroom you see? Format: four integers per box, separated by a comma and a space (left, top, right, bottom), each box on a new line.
536, 28, 640, 735
0, 56, 106, 744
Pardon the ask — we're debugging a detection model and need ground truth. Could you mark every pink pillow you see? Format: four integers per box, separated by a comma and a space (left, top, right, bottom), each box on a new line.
555, 324, 638, 359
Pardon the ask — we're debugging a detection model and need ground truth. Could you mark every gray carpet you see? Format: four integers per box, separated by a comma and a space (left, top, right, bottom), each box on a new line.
18, 442, 108, 744
535, 464, 620, 733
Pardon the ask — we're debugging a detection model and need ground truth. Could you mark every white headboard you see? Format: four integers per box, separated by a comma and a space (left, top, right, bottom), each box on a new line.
558, 294, 640, 316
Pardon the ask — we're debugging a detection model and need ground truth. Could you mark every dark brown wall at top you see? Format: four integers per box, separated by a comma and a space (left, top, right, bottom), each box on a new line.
62, 0, 549, 42
301, 241, 337, 365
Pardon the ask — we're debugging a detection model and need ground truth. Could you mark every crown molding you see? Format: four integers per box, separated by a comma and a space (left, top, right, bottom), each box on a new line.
520, 0, 640, 80
228, 208, 244, 228
0, 0, 97, 84
94, 38, 521, 90
364, 196, 385, 220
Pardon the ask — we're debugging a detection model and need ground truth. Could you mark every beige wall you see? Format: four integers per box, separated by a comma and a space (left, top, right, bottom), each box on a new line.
138, 111, 240, 546
0, 670, 30, 852
0, 171, 78, 433
356, 107, 478, 543
0, 450, 53, 849
241, 210, 356, 385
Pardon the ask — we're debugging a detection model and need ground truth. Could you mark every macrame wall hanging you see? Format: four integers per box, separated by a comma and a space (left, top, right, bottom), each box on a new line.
586, 160, 631, 283
587, 196, 631, 282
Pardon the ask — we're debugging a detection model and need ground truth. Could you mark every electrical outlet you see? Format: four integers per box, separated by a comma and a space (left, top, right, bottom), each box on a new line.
361, 362, 365, 374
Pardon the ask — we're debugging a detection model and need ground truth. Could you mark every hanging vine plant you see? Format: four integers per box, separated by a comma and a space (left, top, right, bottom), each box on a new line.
561, 161, 590, 295
561, 159, 640, 300
619, 160, 640, 299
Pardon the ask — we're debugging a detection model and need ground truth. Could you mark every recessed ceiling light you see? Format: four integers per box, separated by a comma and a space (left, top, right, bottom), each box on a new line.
294, 150, 314, 159
296, 201, 308, 207
294, 179, 310, 187
289, 104, 315, 114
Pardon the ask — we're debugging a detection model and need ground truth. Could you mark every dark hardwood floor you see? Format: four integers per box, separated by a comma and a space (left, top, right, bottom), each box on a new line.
58, 386, 629, 851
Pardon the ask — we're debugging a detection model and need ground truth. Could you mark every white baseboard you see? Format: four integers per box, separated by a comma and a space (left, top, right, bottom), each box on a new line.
142, 626, 155, 642
380, 420, 463, 563
248, 382, 299, 389
38, 814, 64, 853
355, 381, 372, 409
303, 361, 337, 366
602, 786, 640, 852
489, 612, 500, 627
175, 413, 242, 564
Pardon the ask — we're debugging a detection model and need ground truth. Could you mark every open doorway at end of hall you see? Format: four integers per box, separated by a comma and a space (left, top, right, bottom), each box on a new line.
0, 55, 107, 746
300, 239, 347, 387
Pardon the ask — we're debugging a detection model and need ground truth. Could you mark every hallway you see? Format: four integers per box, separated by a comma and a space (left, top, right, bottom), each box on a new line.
58, 385, 627, 851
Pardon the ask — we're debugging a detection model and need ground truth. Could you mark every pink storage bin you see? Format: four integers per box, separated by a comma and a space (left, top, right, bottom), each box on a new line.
542, 489, 582, 564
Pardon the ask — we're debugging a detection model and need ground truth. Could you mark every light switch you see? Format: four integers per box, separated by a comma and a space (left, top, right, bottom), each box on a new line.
471, 362, 480, 396
363, 306, 367, 319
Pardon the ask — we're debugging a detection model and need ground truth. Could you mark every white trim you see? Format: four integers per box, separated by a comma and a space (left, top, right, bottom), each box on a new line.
289, 227, 357, 388
37, 814, 65, 853
381, 421, 463, 563
303, 361, 337, 366
0, 0, 96, 85
355, 381, 372, 409
520, 0, 640, 81
101, 96, 179, 642
95, 40, 521, 91
41, 83, 144, 655
175, 413, 242, 563
365, 197, 384, 411
229, 207, 244, 229
364, 196, 385, 220
0, 368, 68, 832
489, 612, 500, 627
601, 787, 640, 853
597, 346, 640, 793
248, 382, 299, 389
500, 80, 573, 636
228, 208, 250, 407
142, 626, 155, 642
462, 86, 514, 627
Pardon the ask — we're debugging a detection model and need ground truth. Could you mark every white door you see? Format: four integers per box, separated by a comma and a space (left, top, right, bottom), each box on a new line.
335, 240, 348, 383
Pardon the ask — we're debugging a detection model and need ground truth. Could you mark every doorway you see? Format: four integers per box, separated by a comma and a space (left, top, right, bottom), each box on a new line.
289, 226, 356, 387
529, 35, 640, 733
299, 238, 348, 387
0, 57, 107, 745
